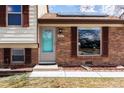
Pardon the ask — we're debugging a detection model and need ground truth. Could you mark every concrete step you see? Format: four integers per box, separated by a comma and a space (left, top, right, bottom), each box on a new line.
33, 64, 59, 71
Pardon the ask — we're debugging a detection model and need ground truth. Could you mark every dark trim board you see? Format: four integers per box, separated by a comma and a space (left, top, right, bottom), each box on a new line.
38, 19, 124, 24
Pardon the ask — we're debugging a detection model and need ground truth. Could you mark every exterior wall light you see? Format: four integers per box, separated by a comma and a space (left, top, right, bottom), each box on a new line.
58, 28, 63, 34
57, 28, 64, 38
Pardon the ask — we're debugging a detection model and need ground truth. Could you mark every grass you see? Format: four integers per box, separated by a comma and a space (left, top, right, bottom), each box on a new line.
0, 73, 124, 88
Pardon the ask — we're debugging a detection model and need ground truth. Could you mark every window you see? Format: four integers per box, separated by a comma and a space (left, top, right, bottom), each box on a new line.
12, 48, 25, 63
7, 5, 22, 26
77, 27, 102, 56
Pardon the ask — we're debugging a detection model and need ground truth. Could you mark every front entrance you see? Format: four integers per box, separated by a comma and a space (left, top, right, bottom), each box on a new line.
39, 27, 56, 64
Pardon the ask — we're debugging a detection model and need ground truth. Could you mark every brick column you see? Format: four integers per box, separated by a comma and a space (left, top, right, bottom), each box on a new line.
31, 48, 38, 65
0, 48, 4, 65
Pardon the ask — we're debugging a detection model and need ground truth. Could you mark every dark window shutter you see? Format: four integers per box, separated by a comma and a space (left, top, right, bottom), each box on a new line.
4, 48, 11, 64
22, 5, 29, 27
0, 5, 6, 27
71, 27, 77, 57
102, 27, 109, 57
25, 48, 31, 64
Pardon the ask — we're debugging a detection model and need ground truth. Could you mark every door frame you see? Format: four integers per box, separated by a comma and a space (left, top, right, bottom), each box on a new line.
38, 26, 56, 64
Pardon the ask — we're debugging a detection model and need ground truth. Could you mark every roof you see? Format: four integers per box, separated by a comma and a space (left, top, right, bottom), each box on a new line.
57, 13, 108, 17
38, 13, 124, 25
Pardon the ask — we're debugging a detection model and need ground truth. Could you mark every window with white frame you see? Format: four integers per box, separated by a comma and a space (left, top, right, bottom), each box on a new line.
12, 48, 25, 63
7, 5, 22, 26
77, 27, 102, 56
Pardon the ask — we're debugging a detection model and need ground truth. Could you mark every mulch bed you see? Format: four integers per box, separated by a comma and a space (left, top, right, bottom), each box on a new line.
91, 67, 124, 71
59, 66, 86, 71
0, 68, 32, 76
60, 66, 124, 71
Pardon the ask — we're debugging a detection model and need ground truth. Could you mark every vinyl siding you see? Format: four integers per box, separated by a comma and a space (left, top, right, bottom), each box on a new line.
38, 5, 48, 18
0, 5, 37, 43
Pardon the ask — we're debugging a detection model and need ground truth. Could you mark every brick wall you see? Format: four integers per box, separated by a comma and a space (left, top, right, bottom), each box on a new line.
31, 48, 38, 65
0, 48, 38, 68
56, 27, 124, 66
0, 48, 4, 65
10, 48, 38, 68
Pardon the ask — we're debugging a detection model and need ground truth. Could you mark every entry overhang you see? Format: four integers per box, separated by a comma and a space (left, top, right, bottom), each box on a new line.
0, 43, 38, 48
38, 18, 124, 27
38, 23, 124, 27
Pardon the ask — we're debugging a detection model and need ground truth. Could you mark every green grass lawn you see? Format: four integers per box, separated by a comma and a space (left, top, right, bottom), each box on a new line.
0, 73, 124, 88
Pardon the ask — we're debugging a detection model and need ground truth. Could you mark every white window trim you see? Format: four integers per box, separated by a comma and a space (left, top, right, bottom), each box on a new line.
77, 27, 102, 56
11, 48, 25, 64
6, 5, 23, 27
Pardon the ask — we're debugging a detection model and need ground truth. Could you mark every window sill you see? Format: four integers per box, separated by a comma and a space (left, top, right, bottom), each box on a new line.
77, 54, 102, 57
11, 62, 25, 64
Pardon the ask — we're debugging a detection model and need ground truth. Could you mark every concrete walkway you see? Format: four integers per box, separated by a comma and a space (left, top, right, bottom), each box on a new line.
30, 70, 124, 77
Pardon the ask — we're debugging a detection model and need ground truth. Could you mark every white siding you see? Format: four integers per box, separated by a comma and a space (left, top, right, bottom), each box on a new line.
38, 5, 48, 18
0, 5, 37, 43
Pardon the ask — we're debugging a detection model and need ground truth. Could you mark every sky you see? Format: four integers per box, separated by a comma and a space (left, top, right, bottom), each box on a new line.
49, 5, 102, 13
49, 5, 124, 16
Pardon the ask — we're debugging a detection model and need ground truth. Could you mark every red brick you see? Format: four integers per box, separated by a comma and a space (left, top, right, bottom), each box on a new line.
56, 27, 124, 66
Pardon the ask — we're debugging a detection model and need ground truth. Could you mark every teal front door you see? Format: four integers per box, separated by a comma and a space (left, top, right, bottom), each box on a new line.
40, 27, 56, 64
